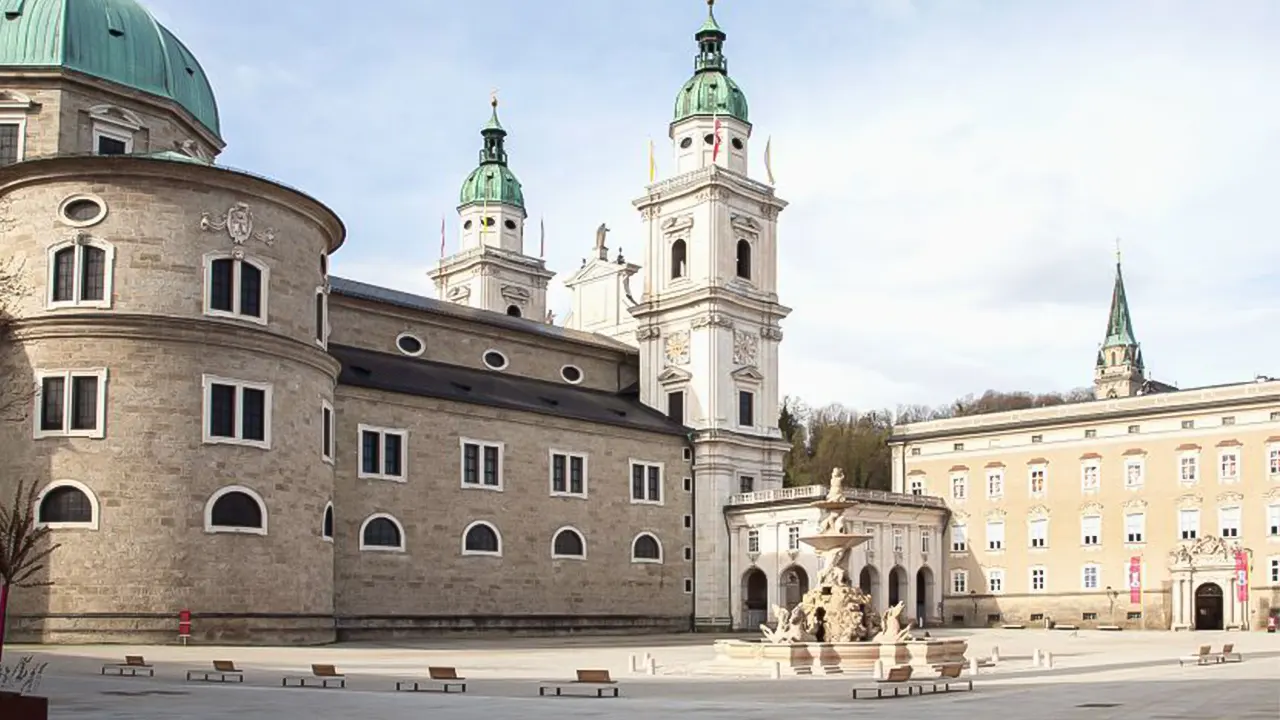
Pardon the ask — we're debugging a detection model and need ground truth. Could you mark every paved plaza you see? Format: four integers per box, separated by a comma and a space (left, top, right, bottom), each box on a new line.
8, 628, 1279, 719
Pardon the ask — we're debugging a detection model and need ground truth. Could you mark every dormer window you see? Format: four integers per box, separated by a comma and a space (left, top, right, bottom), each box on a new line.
735, 239, 751, 280
671, 239, 688, 279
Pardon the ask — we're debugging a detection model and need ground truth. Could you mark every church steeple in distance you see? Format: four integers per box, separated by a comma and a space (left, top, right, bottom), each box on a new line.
1094, 242, 1146, 399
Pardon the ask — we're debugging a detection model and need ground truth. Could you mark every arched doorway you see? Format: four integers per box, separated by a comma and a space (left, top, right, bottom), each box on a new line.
888, 566, 907, 608
743, 568, 768, 628
1194, 582, 1223, 630
915, 566, 934, 624
780, 565, 809, 609
858, 565, 880, 603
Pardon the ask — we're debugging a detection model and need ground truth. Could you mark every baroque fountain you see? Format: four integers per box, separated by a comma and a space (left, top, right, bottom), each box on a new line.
713, 469, 968, 674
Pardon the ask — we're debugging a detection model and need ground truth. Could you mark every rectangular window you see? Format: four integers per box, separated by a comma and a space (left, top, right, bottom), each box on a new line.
1181, 419, 1195, 429
1219, 506, 1241, 538
666, 391, 685, 425
314, 289, 327, 345
986, 470, 1004, 499
1268, 504, 1280, 537
1179, 454, 1199, 484
950, 474, 967, 500
747, 529, 759, 553
1030, 567, 1046, 592
737, 390, 754, 427
459, 439, 501, 488
48, 243, 111, 308
1221, 415, 1235, 426
631, 461, 664, 504
205, 256, 266, 322
1081, 516, 1101, 546
0, 121, 22, 165
893, 527, 904, 552
987, 569, 1004, 594
1030, 434, 1043, 443
1081, 462, 1100, 492
921, 530, 932, 554
986, 521, 1005, 551
358, 425, 407, 481
94, 129, 130, 155
787, 525, 800, 551
202, 375, 270, 448
739, 475, 755, 494
953, 442, 965, 451
1084, 429, 1097, 438
1125, 512, 1145, 543
909, 476, 924, 495
683, 514, 692, 529
1179, 509, 1199, 540
951, 570, 967, 594
1219, 450, 1239, 483
1029, 518, 1048, 549
550, 451, 588, 497
1083, 565, 1099, 590
951, 524, 967, 552
1127, 424, 1140, 434
1029, 465, 1046, 495
34, 369, 108, 439
1271, 558, 1280, 584
1270, 446, 1280, 476
1125, 459, 1144, 488
321, 401, 334, 463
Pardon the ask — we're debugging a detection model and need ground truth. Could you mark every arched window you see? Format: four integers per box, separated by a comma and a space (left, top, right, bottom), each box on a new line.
47, 238, 114, 308
36, 481, 98, 529
360, 514, 405, 551
322, 503, 333, 541
204, 486, 267, 535
552, 527, 586, 559
462, 521, 502, 556
506, 305, 522, 318
735, 239, 752, 280
670, 239, 687, 279
204, 254, 268, 324
631, 532, 663, 563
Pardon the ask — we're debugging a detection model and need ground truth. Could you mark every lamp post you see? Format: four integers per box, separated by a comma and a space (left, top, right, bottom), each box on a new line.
1106, 585, 1119, 625
969, 589, 978, 627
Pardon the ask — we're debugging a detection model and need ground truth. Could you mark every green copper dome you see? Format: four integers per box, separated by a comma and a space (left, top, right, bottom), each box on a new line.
673, 0, 749, 124
458, 98, 525, 210
0, 0, 221, 138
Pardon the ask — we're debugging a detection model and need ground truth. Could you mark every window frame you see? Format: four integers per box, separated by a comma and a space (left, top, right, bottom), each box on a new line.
1178, 508, 1200, 540
737, 389, 755, 427
460, 437, 504, 491
358, 512, 407, 553
1179, 451, 1199, 484
1267, 443, 1280, 477
950, 569, 968, 595
32, 368, 108, 440
203, 485, 268, 536
461, 520, 503, 557
92, 122, 134, 155
1029, 566, 1047, 593
1267, 503, 1280, 538
1082, 563, 1101, 591
909, 475, 924, 496
551, 525, 587, 560
1080, 460, 1100, 493
1029, 517, 1049, 549
1218, 505, 1241, 539
358, 424, 409, 482
1028, 464, 1046, 496
631, 531, 664, 564
548, 449, 588, 498
0, 114, 28, 165
985, 520, 1005, 552
950, 472, 967, 501
320, 399, 334, 464
629, 459, 665, 505
950, 523, 967, 553
34, 480, 100, 530
45, 236, 115, 310
321, 501, 334, 542
986, 568, 1004, 594
1124, 511, 1146, 544
1124, 457, 1145, 489
747, 528, 760, 553
1218, 448, 1240, 483
985, 469, 1004, 499
1081, 515, 1102, 547
314, 285, 329, 348
202, 252, 270, 326
201, 374, 273, 449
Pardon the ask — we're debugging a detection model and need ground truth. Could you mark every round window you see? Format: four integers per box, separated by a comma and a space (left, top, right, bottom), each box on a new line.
57, 194, 107, 228
680, 137, 693, 149
395, 333, 425, 356
482, 350, 508, 370
504, 219, 516, 230
703, 133, 716, 145
463, 219, 473, 230
483, 217, 495, 227
731, 138, 744, 151
561, 365, 583, 384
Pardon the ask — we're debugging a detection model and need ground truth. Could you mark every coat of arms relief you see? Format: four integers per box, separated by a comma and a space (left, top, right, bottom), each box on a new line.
200, 202, 277, 258
733, 329, 758, 365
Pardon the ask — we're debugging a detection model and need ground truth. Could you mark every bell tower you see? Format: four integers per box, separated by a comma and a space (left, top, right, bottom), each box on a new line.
631, 0, 790, 630
1094, 248, 1147, 399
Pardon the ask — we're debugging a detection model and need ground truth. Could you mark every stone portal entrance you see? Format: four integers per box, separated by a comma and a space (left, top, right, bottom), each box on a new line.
781, 565, 809, 610
1194, 583, 1224, 631
743, 568, 768, 628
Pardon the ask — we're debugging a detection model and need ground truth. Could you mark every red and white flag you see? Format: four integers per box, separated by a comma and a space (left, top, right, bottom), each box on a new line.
712, 111, 723, 163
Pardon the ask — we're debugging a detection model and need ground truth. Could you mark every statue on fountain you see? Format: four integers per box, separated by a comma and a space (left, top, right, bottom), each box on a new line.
871, 601, 915, 643
761, 604, 806, 644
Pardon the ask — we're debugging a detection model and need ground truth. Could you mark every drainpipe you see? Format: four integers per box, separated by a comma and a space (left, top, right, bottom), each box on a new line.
685, 432, 697, 632
724, 501, 733, 632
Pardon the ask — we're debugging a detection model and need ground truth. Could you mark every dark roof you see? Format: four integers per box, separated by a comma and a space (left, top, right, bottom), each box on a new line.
331, 344, 690, 438
329, 276, 635, 353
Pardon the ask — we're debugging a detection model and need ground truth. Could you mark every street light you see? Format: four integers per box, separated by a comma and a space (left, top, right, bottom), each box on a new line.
1106, 585, 1119, 625
969, 589, 978, 627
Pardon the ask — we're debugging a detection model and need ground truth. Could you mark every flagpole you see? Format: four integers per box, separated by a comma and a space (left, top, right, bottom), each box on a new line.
439, 214, 448, 300
648, 138, 656, 183
764, 135, 775, 185
540, 216, 545, 258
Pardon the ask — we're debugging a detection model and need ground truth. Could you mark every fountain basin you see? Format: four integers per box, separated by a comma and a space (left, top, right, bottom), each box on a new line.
712, 638, 968, 674
797, 533, 871, 552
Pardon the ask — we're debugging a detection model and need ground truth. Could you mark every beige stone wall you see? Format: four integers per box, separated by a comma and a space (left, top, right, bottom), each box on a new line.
332, 387, 693, 626
895, 391, 1280, 630
329, 298, 634, 394
0, 85, 62, 159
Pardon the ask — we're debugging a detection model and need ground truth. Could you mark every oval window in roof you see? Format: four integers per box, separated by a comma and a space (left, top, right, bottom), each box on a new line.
482, 350, 508, 371
560, 365, 583, 384
395, 333, 424, 357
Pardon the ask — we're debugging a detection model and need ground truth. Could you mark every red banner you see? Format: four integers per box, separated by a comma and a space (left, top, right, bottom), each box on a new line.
1234, 550, 1249, 603
1128, 556, 1142, 604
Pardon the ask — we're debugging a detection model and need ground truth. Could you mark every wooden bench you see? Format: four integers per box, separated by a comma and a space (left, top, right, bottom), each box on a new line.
282, 664, 346, 688
538, 669, 619, 698
395, 666, 467, 693
852, 664, 919, 699
1178, 645, 1214, 667
101, 655, 154, 677
930, 662, 973, 693
187, 660, 244, 683
1217, 644, 1242, 663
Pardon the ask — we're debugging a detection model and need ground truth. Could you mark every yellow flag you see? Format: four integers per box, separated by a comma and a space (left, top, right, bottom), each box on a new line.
764, 135, 775, 185
648, 139, 656, 183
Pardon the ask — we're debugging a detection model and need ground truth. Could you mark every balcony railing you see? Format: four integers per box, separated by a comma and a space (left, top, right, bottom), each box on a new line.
726, 484, 947, 509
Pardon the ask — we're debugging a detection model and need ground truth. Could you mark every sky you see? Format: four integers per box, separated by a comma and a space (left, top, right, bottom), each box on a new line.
144, 0, 1280, 411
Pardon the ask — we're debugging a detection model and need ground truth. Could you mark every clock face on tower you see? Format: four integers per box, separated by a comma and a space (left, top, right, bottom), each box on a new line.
665, 330, 691, 365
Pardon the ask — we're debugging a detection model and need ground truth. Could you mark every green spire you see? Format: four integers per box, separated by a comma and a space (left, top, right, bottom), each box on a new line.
1102, 255, 1137, 349
697, 0, 725, 40
478, 94, 508, 166
673, 0, 750, 124
458, 94, 525, 210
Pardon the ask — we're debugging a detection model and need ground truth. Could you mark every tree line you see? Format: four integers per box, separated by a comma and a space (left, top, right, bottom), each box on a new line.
779, 387, 1094, 491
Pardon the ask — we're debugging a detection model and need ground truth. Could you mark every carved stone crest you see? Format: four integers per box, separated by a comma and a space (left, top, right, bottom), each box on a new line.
691, 313, 733, 330
760, 326, 783, 341
1027, 504, 1050, 518
664, 330, 690, 365
732, 329, 758, 365
636, 326, 661, 341
500, 285, 530, 304
446, 285, 471, 303
200, 202, 276, 247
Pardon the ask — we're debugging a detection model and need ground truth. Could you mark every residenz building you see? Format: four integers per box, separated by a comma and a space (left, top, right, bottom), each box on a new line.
0, 0, 944, 644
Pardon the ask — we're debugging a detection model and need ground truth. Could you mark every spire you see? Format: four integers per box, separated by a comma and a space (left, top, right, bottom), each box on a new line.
478, 91, 508, 166
1102, 249, 1137, 349
694, 0, 728, 74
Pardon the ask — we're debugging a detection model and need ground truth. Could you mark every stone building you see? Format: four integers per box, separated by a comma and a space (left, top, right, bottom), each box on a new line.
889, 259, 1280, 631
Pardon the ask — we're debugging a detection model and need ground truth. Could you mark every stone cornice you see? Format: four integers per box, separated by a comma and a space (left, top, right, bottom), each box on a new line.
428, 245, 555, 280
632, 164, 788, 210
10, 313, 341, 378
629, 285, 792, 321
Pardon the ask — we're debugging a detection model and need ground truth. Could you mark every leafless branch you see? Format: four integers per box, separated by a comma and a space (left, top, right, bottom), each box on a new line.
0, 259, 34, 424
0, 479, 59, 588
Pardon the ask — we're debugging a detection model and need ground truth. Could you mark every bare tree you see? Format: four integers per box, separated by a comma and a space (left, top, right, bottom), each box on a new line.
0, 479, 58, 663
0, 259, 34, 424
